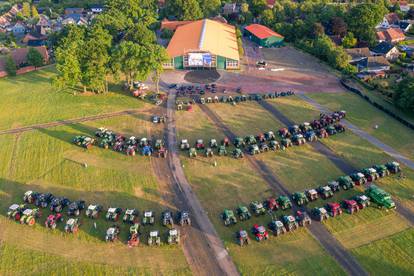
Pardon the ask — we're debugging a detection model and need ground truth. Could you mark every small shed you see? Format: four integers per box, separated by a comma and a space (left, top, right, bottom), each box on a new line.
244, 24, 284, 47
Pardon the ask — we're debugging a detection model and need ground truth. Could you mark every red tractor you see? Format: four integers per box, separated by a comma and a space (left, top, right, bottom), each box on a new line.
45, 213, 64, 229
222, 137, 230, 147
342, 199, 360, 214
326, 202, 343, 217
316, 128, 329, 139
195, 139, 205, 150
251, 224, 269, 242
278, 128, 290, 138
264, 197, 279, 211
311, 120, 323, 130
256, 133, 265, 143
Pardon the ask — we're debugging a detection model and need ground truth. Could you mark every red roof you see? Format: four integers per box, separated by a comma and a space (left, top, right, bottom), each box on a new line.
245, 24, 283, 40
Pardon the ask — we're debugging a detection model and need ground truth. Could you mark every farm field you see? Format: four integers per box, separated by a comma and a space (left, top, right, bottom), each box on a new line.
0, 109, 190, 275
0, 67, 141, 131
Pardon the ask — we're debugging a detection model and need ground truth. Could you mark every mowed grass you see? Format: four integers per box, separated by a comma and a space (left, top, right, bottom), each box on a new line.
0, 67, 142, 130
176, 105, 345, 275
308, 92, 414, 159
352, 229, 414, 275
0, 112, 190, 275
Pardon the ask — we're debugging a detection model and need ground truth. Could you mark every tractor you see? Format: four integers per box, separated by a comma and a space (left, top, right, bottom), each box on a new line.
106, 207, 123, 221
142, 145, 153, 156
288, 125, 301, 135
148, 230, 161, 246
326, 203, 343, 217
316, 128, 329, 139
85, 204, 103, 219
177, 211, 191, 226
7, 204, 26, 221
244, 135, 257, 145
139, 137, 150, 147
317, 186, 334, 199
264, 197, 279, 211
45, 213, 64, 229
127, 223, 140, 247
328, 181, 340, 193
222, 137, 230, 147
282, 215, 298, 231
277, 196, 292, 210
311, 120, 323, 130
204, 148, 214, 157
268, 220, 287, 236
236, 205, 251, 221
373, 164, 390, 177
65, 218, 80, 233
180, 139, 190, 150
20, 208, 41, 226
73, 136, 95, 149
157, 147, 168, 158
237, 230, 250, 246
189, 148, 197, 158
278, 128, 290, 138
233, 137, 245, 148
350, 173, 367, 185
300, 122, 313, 133
295, 211, 312, 227
251, 224, 269, 241
95, 127, 109, 137
105, 225, 120, 242
250, 201, 266, 216
248, 144, 260, 155
312, 207, 329, 222
123, 209, 139, 224
195, 139, 205, 150
154, 139, 165, 150
361, 168, 380, 182
34, 193, 54, 208
23, 190, 38, 204
292, 192, 309, 206
385, 162, 401, 174
162, 210, 174, 227
326, 126, 337, 136
353, 195, 370, 209
265, 131, 276, 141
256, 133, 266, 143
233, 148, 244, 159
281, 138, 293, 148
304, 131, 317, 142
365, 185, 395, 209
50, 197, 70, 213
217, 145, 227, 156
142, 210, 155, 225
167, 228, 180, 244
306, 189, 319, 201
259, 143, 269, 153
67, 200, 85, 216
126, 145, 136, 156
337, 176, 355, 190
222, 209, 237, 226
292, 134, 306, 146
269, 140, 280, 151
209, 139, 218, 148
342, 199, 360, 214
334, 123, 346, 133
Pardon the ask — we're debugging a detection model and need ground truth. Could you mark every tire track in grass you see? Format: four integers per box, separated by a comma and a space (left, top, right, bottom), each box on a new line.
7, 133, 21, 179
199, 104, 367, 276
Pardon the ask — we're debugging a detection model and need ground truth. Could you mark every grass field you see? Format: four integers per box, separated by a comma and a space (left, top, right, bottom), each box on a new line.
0, 67, 141, 131
0, 108, 190, 275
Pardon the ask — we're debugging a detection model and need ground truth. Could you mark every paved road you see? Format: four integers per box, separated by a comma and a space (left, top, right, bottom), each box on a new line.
0, 109, 141, 135
199, 104, 368, 276
166, 92, 240, 276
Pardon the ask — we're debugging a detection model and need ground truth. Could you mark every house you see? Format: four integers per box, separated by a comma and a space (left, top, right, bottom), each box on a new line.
90, 5, 104, 14
244, 24, 284, 47
222, 3, 239, 16
64, 8, 84, 15
371, 41, 400, 60
399, 21, 412, 33
345, 48, 371, 63
390, 0, 410, 12
12, 22, 26, 34
357, 56, 391, 73
376, 28, 405, 43
36, 15, 51, 29
377, 13, 400, 29
0, 46, 49, 75
160, 19, 193, 31
62, 14, 87, 26
21, 33, 47, 45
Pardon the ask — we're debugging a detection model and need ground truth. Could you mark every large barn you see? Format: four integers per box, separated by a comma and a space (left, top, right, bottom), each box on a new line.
163, 19, 240, 70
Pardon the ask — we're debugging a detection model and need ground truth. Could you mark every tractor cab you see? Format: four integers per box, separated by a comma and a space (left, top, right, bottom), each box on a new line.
256, 133, 266, 143
350, 172, 367, 185
278, 128, 290, 138
362, 168, 379, 182
105, 225, 120, 242
292, 192, 309, 206
342, 199, 359, 214
217, 145, 227, 156
282, 215, 298, 231
292, 134, 306, 145
281, 138, 293, 148
288, 125, 301, 135
178, 211, 191, 226
354, 195, 370, 209
195, 139, 205, 150
123, 209, 138, 224
65, 218, 80, 233
328, 181, 340, 192
222, 209, 237, 226
162, 210, 174, 226
7, 204, 24, 220
233, 148, 244, 159
250, 201, 266, 216
326, 203, 342, 217
237, 230, 250, 246
306, 189, 319, 201
237, 205, 251, 221
86, 204, 102, 219
45, 213, 63, 229
334, 123, 345, 132
264, 197, 279, 211
295, 211, 312, 227
269, 140, 280, 151
23, 190, 38, 204
338, 176, 354, 190
209, 139, 218, 148
268, 220, 286, 236
304, 130, 317, 142
142, 211, 155, 225
252, 224, 269, 241
140, 138, 149, 147
180, 139, 190, 150
265, 131, 276, 141
248, 144, 260, 155
259, 143, 269, 153
95, 127, 108, 137
67, 200, 85, 216
244, 135, 257, 145
167, 228, 180, 244
317, 186, 334, 199
189, 148, 197, 158
142, 145, 153, 156
154, 139, 164, 150
35, 193, 54, 208
326, 126, 337, 135
106, 207, 122, 221
233, 137, 245, 148
205, 148, 214, 157
312, 207, 329, 222
148, 230, 161, 246
277, 196, 292, 210
373, 164, 390, 177
316, 128, 329, 138
50, 197, 70, 213
385, 161, 400, 174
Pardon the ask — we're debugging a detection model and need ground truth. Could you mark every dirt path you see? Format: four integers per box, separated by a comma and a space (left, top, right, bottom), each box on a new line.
199, 104, 368, 276
0, 109, 142, 135
165, 92, 240, 276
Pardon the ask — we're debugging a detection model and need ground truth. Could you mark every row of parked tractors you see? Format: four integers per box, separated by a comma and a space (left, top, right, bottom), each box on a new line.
6, 191, 191, 246
180, 111, 346, 158
176, 91, 295, 111
73, 127, 168, 158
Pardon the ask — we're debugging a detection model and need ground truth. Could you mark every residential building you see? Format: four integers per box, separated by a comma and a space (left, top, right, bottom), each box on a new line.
64, 8, 84, 15
371, 41, 400, 60
357, 56, 391, 73
377, 13, 400, 29
160, 19, 193, 31
12, 22, 26, 34
345, 48, 371, 63
90, 5, 104, 14
244, 24, 284, 48
399, 21, 412, 33
376, 28, 405, 43
222, 3, 239, 16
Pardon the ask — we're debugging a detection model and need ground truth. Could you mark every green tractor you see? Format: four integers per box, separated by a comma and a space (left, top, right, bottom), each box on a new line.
317, 186, 334, 199
281, 138, 293, 148
350, 172, 367, 185
385, 161, 401, 174
373, 164, 390, 177
236, 205, 251, 221
282, 215, 298, 232
265, 131, 276, 141
277, 196, 292, 210
19, 208, 41, 226
217, 145, 227, 156
250, 201, 266, 216
365, 185, 396, 209
244, 135, 257, 145
311, 207, 329, 222
337, 176, 355, 190
189, 148, 197, 158
233, 137, 245, 148
248, 144, 260, 155
353, 195, 371, 209
222, 209, 237, 226
7, 204, 26, 221
73, 136, 95, 149
148, 230, 161, 246
233, 148, 244, 159
167, 228, 180, 244
361, 168, 380, 182
292, 192, 309, 206
292, 134, 306, 146
123, 209, 139, 224
268, 220, 287, 236
142, 211, 155, 225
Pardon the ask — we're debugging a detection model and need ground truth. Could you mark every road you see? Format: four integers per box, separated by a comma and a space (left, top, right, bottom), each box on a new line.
198, 104, 368, 276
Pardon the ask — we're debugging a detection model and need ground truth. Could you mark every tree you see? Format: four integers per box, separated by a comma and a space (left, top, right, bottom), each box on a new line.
111, 41, 144, 88
313, 22, 325, 38
22, 2, 30, 18
5, 55, 17, 76
199, 0, 221, 17
27, 47, 44, 68
240, 3, 249, 14
166, 0, 203, 20
149, 45, 169, 93
124, 23, 156, 45
261, 9, 275, 27
342, 32, 357, 48
394, 77, 414, 111
331, 17, 347, 37
250, 0, 268, 18
31, 5, 39, 18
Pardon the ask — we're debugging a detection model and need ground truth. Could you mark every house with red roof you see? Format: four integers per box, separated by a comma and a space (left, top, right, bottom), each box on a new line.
244, 24, 284, 47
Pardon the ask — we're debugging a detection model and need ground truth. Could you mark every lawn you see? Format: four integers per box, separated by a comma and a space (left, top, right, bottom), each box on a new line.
0, 112, 190, 275
0, 67, 142, 131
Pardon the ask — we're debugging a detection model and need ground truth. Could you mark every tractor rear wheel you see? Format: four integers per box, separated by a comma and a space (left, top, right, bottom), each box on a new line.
28, 218, 35, 226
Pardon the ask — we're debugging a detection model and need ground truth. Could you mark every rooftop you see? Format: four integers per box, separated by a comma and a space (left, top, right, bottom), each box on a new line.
245, 24, 284, 40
